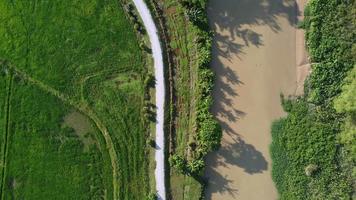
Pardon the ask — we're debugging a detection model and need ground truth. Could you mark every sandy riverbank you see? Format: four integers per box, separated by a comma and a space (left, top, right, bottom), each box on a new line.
204, 0, 308, 199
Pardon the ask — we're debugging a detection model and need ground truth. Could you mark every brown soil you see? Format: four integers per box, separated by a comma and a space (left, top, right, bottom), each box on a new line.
63, 111, 95, 150
295, 0, 311, 96
204, 0, 308, 199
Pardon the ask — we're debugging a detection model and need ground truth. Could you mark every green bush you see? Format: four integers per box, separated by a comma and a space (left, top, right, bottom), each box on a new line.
173, 0, 222, 174
146, 192, 157, 200
170, 155, 187, 174
271, 101, 351, 199
334, 66, 356, 192
271, 0, 355, 199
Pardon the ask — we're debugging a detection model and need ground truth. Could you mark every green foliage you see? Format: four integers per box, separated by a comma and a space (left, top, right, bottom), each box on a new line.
154, 0, 221, 198
334, 66, 356, 190
181, 0, 209, 26
271, 102, 351, 200
170, 155, 187, 174
187, 0, 221, 166
304, 0, 355, 105
271, 0, 356, 199
334, 66, 356, 113
187, 159, 205, 174
148, 139, 156, 148
146, 192, 157, 200
308, 61, 352, 104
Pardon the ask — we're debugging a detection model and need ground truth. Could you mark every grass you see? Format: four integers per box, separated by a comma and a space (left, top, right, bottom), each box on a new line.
154, 1, 201, 199
153, 0, 199, 158
2, 76, 111, 199
149, 0, 218, 199
0, 0, 152, 199
0, 74, 12, 198
0, 0, 142, 99
84, 72, 149, 199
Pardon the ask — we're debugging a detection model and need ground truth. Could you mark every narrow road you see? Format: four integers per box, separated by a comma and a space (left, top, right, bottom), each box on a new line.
205, 0, 300, 199
132, 0, 166, 199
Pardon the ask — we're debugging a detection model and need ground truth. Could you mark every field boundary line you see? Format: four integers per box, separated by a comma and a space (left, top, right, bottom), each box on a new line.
0, 74, 13, 200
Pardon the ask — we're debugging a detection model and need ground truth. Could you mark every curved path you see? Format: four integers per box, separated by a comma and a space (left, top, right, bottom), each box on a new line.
205, 0, 302, 199
132, 0, 166, 199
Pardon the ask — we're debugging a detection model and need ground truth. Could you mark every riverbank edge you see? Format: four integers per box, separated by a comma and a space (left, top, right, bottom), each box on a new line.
144, 1, 222, 199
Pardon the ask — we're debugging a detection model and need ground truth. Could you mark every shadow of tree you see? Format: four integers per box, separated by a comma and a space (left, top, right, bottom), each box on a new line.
204, 137, 268, 198
208, 0, 299, 60
204, 168, 239, 199
211, 63, 245, 124
205, 0, 299, 198
209, 0, 299, 127
219, 138, 268, 173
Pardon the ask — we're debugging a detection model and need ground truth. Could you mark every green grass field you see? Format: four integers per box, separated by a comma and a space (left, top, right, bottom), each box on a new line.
0, 0, 150, 199
0, 74, 11, 198
2, 77, 111, 199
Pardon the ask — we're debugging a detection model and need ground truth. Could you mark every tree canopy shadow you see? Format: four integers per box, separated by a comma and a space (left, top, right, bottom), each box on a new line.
208, 0, 299, 60
209, 0, 299, 127
205, 0, 298, 198
204, 168, 239, 199
204, 137, 268, 199
215, 137, 268, 174
211, 62, 245, 125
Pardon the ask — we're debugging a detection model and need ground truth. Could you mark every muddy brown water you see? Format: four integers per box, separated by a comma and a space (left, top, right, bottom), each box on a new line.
205, 0, 302, 199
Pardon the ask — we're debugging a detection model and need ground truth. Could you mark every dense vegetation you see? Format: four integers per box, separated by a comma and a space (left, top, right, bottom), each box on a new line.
334, 66, 356, 192
271, 0, 356, 199
147, 0, 221, 199
171, 0, 221, 174
0, 0, 152, 199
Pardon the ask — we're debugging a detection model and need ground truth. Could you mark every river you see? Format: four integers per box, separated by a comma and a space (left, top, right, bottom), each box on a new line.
204, 0, 303, 199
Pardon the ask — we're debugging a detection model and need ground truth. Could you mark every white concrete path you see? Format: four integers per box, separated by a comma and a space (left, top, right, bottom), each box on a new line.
132, 0, 166, 199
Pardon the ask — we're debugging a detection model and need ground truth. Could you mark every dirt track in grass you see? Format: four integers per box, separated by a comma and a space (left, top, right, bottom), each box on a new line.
204, 0, 308, 199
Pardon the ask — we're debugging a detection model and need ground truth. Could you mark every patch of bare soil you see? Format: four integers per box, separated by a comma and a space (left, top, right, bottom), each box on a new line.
204, 0, 307, 199
63, 111, 95, 151
295, 0, 311, 96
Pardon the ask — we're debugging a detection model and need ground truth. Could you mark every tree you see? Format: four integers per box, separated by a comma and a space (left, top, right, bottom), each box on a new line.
187, 159, 205, 174
169, 154, 186, 173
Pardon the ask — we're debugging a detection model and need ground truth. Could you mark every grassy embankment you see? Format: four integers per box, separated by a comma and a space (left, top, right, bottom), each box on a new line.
0, 0, 153, 199
147, 0, 222, 199
270, 0, 356, 199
